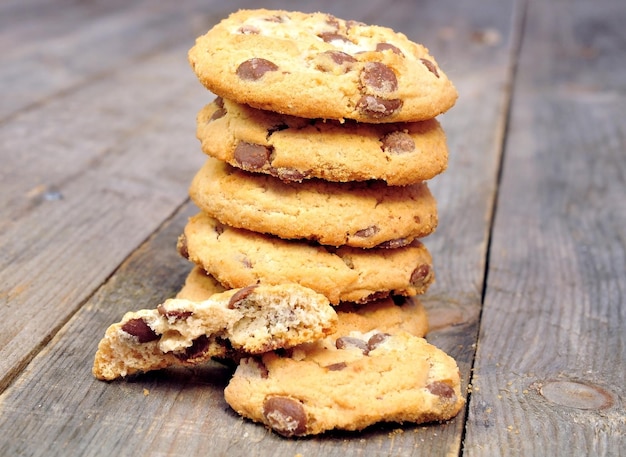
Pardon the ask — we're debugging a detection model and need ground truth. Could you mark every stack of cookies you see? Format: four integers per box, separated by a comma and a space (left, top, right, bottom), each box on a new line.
93, 8, 465, 437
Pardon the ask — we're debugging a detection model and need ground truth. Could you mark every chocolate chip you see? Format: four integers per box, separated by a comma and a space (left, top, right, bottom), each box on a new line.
273, 167, 309, 182
376, 43, 405, 56
346, 20, 365, 31
214, 96, 224, 108
264, 14, 286, 23
250, 357, 269, 378
420, 58, 440, 78
356, 95, 403, 119
121, 318, 159, 343
335, 336, 368, 354
209, 108, 226, 121
360, 62, 398, 94
318, 32, 352, 44
381, 131, 415, 154
426, 381, 456, 399
325, 362, 347, 371
236, 58, 279, 81
354, 225, 380, 238
411, 264, 433, 286
228, 285, 258, 309
360, 291, 390, 303
266, 122, 289, 136
321, 50, 357, 66
237, 25, 260, 34
157, 304, 193, 321
377, 238, 410, 249
177, 335, 210, 361
262, 396, 308, 437
214, 222, 225, 237
391, 295, 407, 306
233, 141, 271, 170
176, 234, 189, 259
367, 332, 391, 352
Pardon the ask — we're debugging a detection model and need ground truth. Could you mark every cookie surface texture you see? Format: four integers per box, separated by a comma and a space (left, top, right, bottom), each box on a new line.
197, 98, 449, 185
189, 9, 457, 122
178, 212, 435, 304
190, 158, 438, 248
224, 331, 464, 436
334, 295, 429, 338
92, 284, 336, 380
175, 265, 226, 301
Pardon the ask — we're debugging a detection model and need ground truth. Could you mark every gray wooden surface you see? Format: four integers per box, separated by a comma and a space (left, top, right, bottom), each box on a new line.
0, 0, 623, 456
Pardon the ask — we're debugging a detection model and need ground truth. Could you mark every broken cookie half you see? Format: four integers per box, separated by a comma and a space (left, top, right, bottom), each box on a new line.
92, 283, 336, 381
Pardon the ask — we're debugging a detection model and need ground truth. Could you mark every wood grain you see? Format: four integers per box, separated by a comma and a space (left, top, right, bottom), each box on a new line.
0, 42, 208, 390
464, 0, 626, 455
2, 0, 622, 455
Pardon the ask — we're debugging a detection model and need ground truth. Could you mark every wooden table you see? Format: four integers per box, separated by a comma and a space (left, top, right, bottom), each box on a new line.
1, 0, 624, 455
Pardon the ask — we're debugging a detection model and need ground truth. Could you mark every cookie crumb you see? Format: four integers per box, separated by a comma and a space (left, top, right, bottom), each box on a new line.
143, 388, 150, 396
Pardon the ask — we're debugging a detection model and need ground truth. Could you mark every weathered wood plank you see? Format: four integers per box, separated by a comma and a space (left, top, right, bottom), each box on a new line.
0, 0, 235, 121
464, 0, 626, 455
0, 42, 208, 390
0, 0, 517, 455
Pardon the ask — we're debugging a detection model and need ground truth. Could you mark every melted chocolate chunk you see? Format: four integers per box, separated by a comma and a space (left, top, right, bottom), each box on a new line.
236, 58, 279, 81
237, 25, 260, 35
391, 295, 408, 307
356, 95, 403, 119
358, 291, 390, 304
360, 62, 398, 94
324, 50, 357, 66
228, 285, 258, 309
214, 221, 225, 237
325, 362, 348, 371
273, 167, 309, 182
354, 225, 380, 238
367, 332, 391, 351
318, 32, 352, 44
381, 131, 415, 154
264, 14, 286, 23
177, 335, 210, 361
376, 42, 405, 56
420, 58, 440, 78
209, 108, 226, 121
410, 264, 433, 286
262, 396, 308, 437
377, 238, 410, 249
157, 304, 193, 321
335, 336, 369, 354
121, 318, 159, 343
426, 381, 456, 399
250, 357, 270, 378
234, 141, 271, 170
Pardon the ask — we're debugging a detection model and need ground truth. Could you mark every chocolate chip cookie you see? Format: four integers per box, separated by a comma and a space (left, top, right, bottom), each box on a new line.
92, 283, 336, 380
197, 98, 449, 185
189, 158, 438, 248
188, 9, 457, 122
178, 212, 435, 304
224, 331, 464, 436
